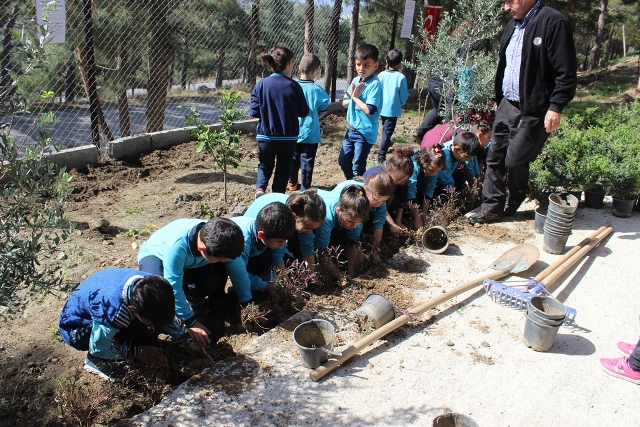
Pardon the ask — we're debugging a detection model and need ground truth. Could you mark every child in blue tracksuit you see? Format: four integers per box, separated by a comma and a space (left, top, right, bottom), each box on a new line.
249, 46, 309, 196
307, 187, 370, 284
408, 145, 447, 229
244, 190, 326, 270
363, 147, 415, 236
339, 44, 383, 179
137, 218, 244, 347
59, 268, 201, 380
330, 171, 395, 261
376, 49, 408, 163
418, 132, 481, 214
288, 54, 330, 192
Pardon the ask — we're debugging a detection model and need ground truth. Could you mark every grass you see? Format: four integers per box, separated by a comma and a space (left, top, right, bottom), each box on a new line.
124, 205, 144, 214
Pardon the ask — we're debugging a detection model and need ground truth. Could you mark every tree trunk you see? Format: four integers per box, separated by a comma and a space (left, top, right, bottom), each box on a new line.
216, 48, 226, 88
81, 0, 101, 147
304, 0, 314, 54
389, 12, 398, 50
117, 40, 131, 137
324, 0, 341, 101
604, 26, 615, 64
147, 0, 171, 133
76, 46, 114, 144
346, 0, 360, 85
248, 0, 260, 89
64, 60, 78, 103
588, 0, 608, 70
1, 6, 18, 97
181, 38, 189, 90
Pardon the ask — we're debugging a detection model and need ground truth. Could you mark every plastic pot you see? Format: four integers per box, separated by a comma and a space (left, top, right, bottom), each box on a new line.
612, 197, 635, 218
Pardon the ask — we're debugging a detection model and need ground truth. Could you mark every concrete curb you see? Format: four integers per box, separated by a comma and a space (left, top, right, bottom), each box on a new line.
37, 89, 420, 169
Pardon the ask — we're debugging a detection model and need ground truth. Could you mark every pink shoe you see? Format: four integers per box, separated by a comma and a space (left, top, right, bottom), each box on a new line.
616, 341, 637, 357
600, 357, 640, 384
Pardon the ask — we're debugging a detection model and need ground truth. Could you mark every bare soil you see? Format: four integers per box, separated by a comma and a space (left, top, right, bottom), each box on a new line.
1, 59, 638, 426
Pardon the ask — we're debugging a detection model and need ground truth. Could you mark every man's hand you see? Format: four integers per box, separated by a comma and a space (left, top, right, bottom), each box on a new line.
544, 110, 562, 133
137, 346, 168, 368
187, 321, 211, 347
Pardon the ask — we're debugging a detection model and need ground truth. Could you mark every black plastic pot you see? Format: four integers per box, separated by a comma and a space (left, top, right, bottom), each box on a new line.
584, 190, 605, 209
612, 197, 635, 218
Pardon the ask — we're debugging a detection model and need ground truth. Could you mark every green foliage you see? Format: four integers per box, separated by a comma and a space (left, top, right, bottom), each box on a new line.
529, 102, 640, 202
408, 0, 502, 129
183, 91, 245, 204
124, 205, 144, 214
0, 19, 74, 304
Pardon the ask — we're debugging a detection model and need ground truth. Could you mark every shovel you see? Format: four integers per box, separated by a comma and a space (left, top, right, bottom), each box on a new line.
309, 243, 540, 381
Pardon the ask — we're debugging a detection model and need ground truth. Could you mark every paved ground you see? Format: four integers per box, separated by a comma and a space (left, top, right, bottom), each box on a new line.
126, 199, 639, 427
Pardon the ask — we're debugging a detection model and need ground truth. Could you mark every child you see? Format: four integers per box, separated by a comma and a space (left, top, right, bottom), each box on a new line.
601, 337, 640, 384
409, 145, 447, 229
376, 49, 409, 163
288, 54, 330, 192
330, 171, 396, 261
418, 132, 481, 216
307, 186, 370, 284
244, 189, 326, 269
363, 147, 414, 237
338, 44, 383, 179
138, 218, 245, 347
58, 268, 203, 381
249, 46, 309, 197
227, 202, 296, 305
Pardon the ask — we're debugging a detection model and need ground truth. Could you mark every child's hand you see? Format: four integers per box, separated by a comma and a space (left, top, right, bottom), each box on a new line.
352, 81, 365, 99
188, 321, 211, 347
183, 341, 213, 360
137, 346, 168, 368
265, 282, 277, 299
389, 222, 408, 237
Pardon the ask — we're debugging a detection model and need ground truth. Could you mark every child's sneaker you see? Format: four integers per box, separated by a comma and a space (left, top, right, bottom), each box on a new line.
600, 356, 640, 384
84, 354, 126, 381
254, 188, 265, 199
287, 182, 300, 192
617, 341, 637, 357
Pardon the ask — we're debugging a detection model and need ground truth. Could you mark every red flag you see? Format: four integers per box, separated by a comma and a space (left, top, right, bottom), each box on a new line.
423, 6, 442, 38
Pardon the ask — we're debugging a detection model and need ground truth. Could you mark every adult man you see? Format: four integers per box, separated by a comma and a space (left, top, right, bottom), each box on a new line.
469, 0, 577, 224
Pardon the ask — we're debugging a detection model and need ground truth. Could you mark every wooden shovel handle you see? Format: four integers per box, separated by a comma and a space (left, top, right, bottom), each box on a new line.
534, 222, 611, 283
541, 225, 614, 292
309, 268, 507, 382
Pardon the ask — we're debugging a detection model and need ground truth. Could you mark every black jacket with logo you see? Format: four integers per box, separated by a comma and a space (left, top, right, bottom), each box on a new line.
495, 5, 577, 117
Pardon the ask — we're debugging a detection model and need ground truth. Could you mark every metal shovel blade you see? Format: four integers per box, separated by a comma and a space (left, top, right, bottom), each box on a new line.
489, 243, 540, 275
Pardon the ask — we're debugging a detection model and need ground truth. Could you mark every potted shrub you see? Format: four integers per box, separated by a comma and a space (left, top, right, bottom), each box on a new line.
579, 154, 611, 209
609, 157, 640, 217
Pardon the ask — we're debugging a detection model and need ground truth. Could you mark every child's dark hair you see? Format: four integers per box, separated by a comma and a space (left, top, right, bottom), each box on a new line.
355, 44, 379, 62
339, 185, 371, 221
453, 131, 481, 156
287, 189, 326, 226
256, 201, 296, 240
385, 147, 415, 182
200, 218, 244, 259
299, 53, 321, 75
260, 46, 294, 73
386, 49, 403, 67
364, 170, 395, 199
131, 275, 176, 325
416, 144, 446, 173
469, 119, 492, 135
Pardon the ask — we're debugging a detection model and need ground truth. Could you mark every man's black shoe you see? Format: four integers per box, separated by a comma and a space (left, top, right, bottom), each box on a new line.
468, 210, 502, 225
503, 200, 524, 216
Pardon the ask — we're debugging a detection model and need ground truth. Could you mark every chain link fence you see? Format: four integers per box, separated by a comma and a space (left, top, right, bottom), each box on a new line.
1, 0, 361, 153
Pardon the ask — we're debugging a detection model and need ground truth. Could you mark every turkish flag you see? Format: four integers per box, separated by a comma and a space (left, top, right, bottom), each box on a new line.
423, 6, 443, 38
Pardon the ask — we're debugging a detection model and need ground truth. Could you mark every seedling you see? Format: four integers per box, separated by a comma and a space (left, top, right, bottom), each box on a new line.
124, 206, 144, 215
273, 260, 316, 312
239, 301, 273, 333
